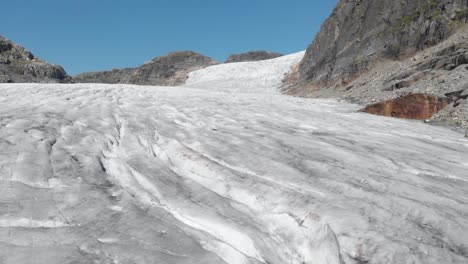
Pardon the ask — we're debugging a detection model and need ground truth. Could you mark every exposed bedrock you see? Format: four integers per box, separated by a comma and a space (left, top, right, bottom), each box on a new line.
361, 94, 449, 120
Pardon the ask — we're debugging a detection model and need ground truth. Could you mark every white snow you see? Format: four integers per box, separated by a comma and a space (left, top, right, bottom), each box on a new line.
0, 54, 467, 264
185, 51, 305, 93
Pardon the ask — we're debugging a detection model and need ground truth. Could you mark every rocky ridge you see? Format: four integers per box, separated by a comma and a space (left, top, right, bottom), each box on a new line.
0, 36, 71, 83
224, 51, 283, 63
74, 51, 218, 86
72, 68, 135, 84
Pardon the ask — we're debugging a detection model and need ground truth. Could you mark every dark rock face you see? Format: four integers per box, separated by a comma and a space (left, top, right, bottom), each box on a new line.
225, 51, 283, 63
362, 94, 449, 120
297, 0, 468, 87
75, 51, 218, 86
0, 36, 71, 83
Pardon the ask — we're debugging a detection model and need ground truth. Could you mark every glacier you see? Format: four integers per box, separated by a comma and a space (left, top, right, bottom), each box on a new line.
0, 54, 467, 264
185, 51, 305, 93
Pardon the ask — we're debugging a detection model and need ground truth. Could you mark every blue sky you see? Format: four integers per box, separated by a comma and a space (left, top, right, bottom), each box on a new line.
1, 0, 337, 75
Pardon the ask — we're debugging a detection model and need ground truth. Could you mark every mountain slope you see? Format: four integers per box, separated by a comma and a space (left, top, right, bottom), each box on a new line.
74, 51, 218, 86
0, 36, 71, 83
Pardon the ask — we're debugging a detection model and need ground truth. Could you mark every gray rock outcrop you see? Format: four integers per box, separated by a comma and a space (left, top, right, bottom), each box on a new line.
74, 51, 218, 86
0, 36, 71, 83
225, 51, 283, 63
73, 68, 136, 84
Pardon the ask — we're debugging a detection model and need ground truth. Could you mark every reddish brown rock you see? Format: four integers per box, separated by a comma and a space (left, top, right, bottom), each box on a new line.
362, 94, 449, 120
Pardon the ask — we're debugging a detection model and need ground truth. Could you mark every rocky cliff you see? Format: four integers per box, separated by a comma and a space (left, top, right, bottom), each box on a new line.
287, 0, 468, 133
295, 0, 468, 87
0, 36, 71, 83
225, 51, 283, 63
74, 51, 218, 86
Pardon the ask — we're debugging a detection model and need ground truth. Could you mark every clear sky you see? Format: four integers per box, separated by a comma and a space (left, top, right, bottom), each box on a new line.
1, 0, 337, 75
